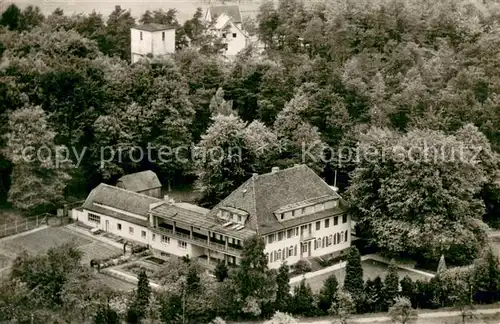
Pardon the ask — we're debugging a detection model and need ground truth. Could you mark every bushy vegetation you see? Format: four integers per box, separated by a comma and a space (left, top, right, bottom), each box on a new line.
3, 238, 500, 322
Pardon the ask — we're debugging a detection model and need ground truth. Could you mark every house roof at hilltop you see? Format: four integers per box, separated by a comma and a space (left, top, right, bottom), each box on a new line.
117, 170, 162, 193
206, 164, 345, 235
132, 23, 174, 32
82, 183, 162, 226
208, 5, 242, 23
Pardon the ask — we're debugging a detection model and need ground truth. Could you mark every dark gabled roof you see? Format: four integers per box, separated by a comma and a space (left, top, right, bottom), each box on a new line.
208, 5, 242, 23
206, 164, 345, 235
117, 170, 161, 193
132, 23, 174, 32
83, 183, 162, 222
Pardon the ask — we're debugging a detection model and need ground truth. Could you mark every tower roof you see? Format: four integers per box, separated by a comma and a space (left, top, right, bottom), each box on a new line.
132, 23, 174, 32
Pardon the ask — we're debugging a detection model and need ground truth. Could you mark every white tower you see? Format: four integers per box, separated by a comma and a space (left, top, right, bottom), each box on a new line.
130, 23, 176, 64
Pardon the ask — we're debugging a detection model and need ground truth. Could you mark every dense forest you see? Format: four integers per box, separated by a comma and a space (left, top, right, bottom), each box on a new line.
1, 0, 500, 265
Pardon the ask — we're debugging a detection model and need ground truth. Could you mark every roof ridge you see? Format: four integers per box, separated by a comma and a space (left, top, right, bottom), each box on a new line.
118, 170, 151, 178
250, 175, 259, 234
98, 183, 162, 201
257, 164, 305, 178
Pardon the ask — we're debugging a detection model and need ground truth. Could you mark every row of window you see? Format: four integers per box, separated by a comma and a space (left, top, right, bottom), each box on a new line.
314, 230, 349, 250
222, 33, 237, 38
88, 213, 100, 224
87, 214, 147, 239
154, 234, 187, 249
279, 201, 339, 221
221, 210, 244, 224
268, 245, 298, 263
316, 214, 348, 231
139, 31, 167, 41
267, 214, 348, 244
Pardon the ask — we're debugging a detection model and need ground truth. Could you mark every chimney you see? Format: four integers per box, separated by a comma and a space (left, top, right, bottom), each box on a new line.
164, 195, 175, 205
271, 166, 280, 174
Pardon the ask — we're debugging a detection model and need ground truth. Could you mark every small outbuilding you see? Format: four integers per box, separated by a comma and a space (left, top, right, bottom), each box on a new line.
116, 170, 162, 198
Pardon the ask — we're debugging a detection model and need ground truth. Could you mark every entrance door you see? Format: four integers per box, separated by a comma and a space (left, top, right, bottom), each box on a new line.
105, 220, 109, 232
301, 242, 308, 258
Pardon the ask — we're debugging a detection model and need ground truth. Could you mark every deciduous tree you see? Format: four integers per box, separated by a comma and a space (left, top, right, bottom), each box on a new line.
347, 126, 491, 265
388, 297, 417, 324
3, 105, 72, 212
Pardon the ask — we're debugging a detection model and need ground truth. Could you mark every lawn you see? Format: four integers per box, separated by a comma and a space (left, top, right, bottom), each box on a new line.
293, 259, 431, 293
0, 226, 121, 266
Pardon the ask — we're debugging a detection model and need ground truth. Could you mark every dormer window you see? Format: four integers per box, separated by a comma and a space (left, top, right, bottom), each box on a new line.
280, 213, 284, 220
301, 207, 306, 215
238, 215, 242, 223
292, 210, 295, 217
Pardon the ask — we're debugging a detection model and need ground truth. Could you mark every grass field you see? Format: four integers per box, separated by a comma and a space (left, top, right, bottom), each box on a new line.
292, 259, 431, 293
0, 226, 121, 266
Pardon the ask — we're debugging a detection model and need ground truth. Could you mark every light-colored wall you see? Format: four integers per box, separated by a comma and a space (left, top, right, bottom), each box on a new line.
131, 28, 175, 64
131, 28, 153, 61
152, 29, 175, 56
309, 215, 351, 258
77, 209, 149, 245
149, 232, 193, 257
220, 22, 248, 56
265, 213, 351, 269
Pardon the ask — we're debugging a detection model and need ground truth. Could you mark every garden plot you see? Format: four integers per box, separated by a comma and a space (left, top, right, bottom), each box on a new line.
292, 259, 431, 293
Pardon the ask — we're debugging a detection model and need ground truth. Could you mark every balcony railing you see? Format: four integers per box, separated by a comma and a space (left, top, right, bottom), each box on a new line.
153, 226, 242, 256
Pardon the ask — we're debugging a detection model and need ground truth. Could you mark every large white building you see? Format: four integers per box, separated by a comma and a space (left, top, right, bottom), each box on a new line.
204, 5, 250, 57
73, 165, 350, 269
130, 23, 176, 64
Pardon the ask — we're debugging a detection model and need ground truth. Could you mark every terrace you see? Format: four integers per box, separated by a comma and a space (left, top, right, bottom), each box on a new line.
150, 203, 254, 257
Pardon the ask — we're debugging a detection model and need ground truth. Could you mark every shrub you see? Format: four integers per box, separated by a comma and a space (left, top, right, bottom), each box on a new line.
293, 260, 311, 274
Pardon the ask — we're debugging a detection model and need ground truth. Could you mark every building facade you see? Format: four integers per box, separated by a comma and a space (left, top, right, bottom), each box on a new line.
130, 23, 176, 64
204, 5, 250, 57
73, 165, 350, 269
